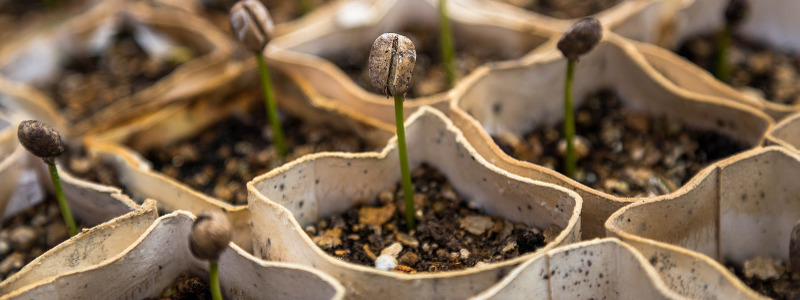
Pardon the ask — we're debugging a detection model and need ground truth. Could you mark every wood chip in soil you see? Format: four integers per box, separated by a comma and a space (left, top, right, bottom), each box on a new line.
0, 198, 87, 280
145, 271, 210, 300
492, 0, 622, 19
325, 24, 518, 98
677, 32, 800, 105
306, 164, 558, 273
46, 25, 191, 124
727, 257, 800, 299
145, 102, 372, 205
492, 89, 749, 198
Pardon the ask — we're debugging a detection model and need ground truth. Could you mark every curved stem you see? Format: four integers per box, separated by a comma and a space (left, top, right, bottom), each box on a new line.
257, 54, 287, 158
394, 94, 415, 231
715, 25, 732, 82
49, 164, 77, 237
210, 261, 222, 300
439, 0, 456, 88
563, 59, 576, 179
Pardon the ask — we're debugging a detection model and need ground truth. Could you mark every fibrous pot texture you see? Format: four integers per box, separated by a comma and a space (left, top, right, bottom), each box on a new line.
766, 111, 800, 153
248, 107, 582, 299
449, 32, 772, 239
2, 210, 345, 300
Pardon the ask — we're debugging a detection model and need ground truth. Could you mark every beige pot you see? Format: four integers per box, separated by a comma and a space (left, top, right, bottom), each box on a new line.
606, 146, 800, 299
267, 0, 555, 136
470, 238, 684, 300
0, 114, 25, 218
657, 0, 800, 119
765, 111, 800, 153
0, 0, 233, 136
2, 210, 345, 300
479, 0, 683, 45
448, 32, 773, 239
248, 107, 582, 299
0, 200, 159, 296
0, 0, 121, 44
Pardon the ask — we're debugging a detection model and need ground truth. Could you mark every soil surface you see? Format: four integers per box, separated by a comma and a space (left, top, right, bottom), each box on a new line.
306, 164, 558, 273
492, 89, 749, 197
492, 0, 621, 19
677, 32, 800, 105
326, 24, 507, 98
0, 197, 85, 280
727, 257, 800, 299
47, 26, 186, 124
147, 272, 210, 300
60, 144, 122, 188
145, 102, 371, 205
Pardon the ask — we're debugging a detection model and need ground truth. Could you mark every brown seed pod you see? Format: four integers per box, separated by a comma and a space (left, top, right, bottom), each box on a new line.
557, 18, 603, 61
189, 209, 233, 262
724, 0, 749, 27
17, 120, 65, 165
368, 33, 416, 97
230, 0, 274, 53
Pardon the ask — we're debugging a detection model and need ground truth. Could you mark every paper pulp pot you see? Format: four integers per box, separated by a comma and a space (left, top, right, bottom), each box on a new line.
448, 32, 772, 239
247, 107, 582, 299
0, 0, 122, 44
2, 210, 345, 300
659, 0, 800, 119
470, 238, 685, 300
478, 0, 683, 45
606, 146, 800, 298
765, 111, 800, 153
267, 0, 555, 134
0, 114, 25, 218
0, 200, 159, 296
0, 0, 233, 136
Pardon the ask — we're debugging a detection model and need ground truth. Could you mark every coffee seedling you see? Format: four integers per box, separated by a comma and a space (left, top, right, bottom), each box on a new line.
368, 33, 417, 231
189, 209, 233, 300
557, 17, 602, 179
716, 0, 749, 81
230, 0, 287, 157
17, 120, 77, 237
439, 0, 456, 88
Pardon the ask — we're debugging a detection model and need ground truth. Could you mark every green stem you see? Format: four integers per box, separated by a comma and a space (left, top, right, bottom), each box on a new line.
299, 0, 313, 16
256, 54, 287, 158
563, 59, 576, 179
439, 0, 456, 88
210, 261, 222, 300
715, 25, 732, 82
49, 164, 77, 237
394, 94, 415, 231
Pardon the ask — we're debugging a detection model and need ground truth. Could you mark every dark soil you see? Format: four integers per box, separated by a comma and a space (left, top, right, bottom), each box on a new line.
306, 164, 558, 273
325, 24, 506, 98
727, 258, 800, 299
46, 26, 186, 124
492, 0, 622, 19
60, 144, 122, 188
0, 0, 62, 19
492, 89, 749, 197
147, 272, 210, 300
144, 102, 371, 205
0, 197, 86, 280
676, 32, 800, 105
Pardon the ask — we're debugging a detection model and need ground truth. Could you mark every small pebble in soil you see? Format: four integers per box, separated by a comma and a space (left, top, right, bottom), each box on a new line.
492, 89, 749, 197
0, 198, 85, 280
145, 102, 371, 205
727, 257, 800, 299
307, 164, 553, 272
492, 0, 622, 19
145, 272, 210, 300
676, 33, 800, 105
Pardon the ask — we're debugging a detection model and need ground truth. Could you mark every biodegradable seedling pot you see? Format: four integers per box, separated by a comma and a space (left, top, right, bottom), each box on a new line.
266, 0, 554, 135
0, 0, 233, 136
765, 111, 800, 153
658, 0, 800, 119
479, 0, 681, 45
0, 114, 26, 217
606, 146, 800, 299
1, 210, 345, 300
0, 200, 158, 296
470, 238, 683, 300
0, 0, 120, 44
448, 32, 772, 239
247, 107, 582, 299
